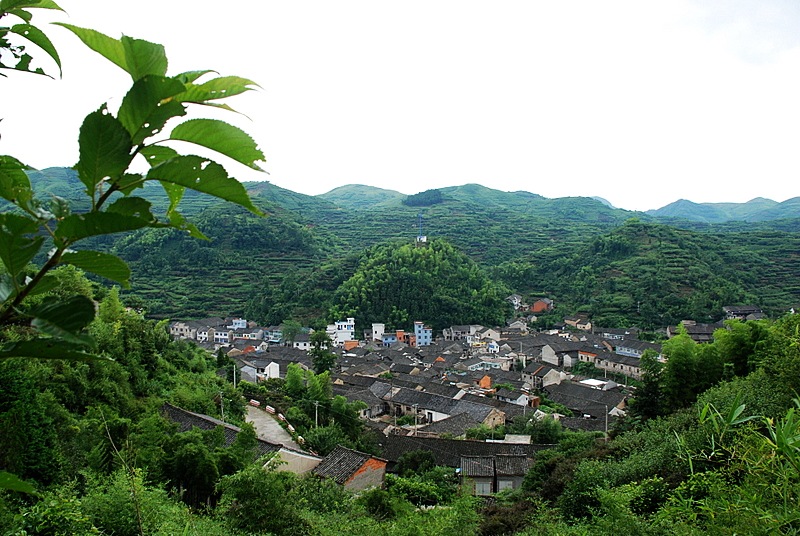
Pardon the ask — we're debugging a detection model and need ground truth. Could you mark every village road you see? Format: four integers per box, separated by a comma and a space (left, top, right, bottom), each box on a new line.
246, 406, 303, 451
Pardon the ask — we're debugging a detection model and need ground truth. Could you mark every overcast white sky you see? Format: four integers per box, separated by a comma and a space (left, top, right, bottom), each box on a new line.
2, 1, 799, 211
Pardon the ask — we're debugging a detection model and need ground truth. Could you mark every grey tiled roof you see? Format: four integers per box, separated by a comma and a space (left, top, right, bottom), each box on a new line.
377, 435, 553, 468
543, 382, 627, 415
160, 403, 281, 457
312, 445, 385, 484
494, 454, 533, 476
418, 412, 479, 436
460, 456, 495, 477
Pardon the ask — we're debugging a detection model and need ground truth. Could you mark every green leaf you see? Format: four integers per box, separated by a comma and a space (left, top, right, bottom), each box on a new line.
113, 173, 146, 195
146, 155, 262, 215
177, 75, 259, 103
1, 0, 62, 10
6, 8, 33, 22
55, 212, 154, 241
120, 35, 167, 79
0, 155, 32, 204
0, 213, 43, 277
76, 107, 134, 194
169, 119, 265, 171
160, 180, 185, 211
22, 273, 58, 296
55, 24, 166, 80
106, 196, 155, 221
0, 471, 37, 495
175, 69, 215, 84
0, 339, 109, 361
8, 23, 61, 74
118, 75, 187, 144
29, 295, 95, 345
61, 250, 131, 287
0, 273, 56, 302
167, 210, 206, 240
139, 145, 179, 167
54, 24, 127, 73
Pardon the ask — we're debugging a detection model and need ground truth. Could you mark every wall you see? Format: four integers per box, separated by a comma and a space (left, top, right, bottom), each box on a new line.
345, 458, 387, 491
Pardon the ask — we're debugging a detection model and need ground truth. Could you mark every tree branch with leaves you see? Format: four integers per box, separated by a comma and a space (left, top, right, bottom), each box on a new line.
0, 3, 264, 363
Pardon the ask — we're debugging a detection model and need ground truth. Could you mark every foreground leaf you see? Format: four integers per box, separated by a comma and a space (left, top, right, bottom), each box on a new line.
55, 24, 167, 80
0, 155, 32, 204
0, 213, 44, 278
55, 212, 155, 241
118, 75, 186, 144
1, 1, 63, 11
0, 338, 109, 361
177, 75, 259, 103
169, 118, 265, 170
146, 155, 263, 214
0, 471, 37, 495
54, 23, 126, 73
76, 107, 134, 195
61, 250, 131, 287
8, 23, 61, 74
29, 295, 95, 344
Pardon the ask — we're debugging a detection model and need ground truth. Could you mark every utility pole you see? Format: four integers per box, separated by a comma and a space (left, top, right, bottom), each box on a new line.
314, 400, 319, 428
219, 391, 224, 423
413, 403, 418, 436
232, 362, 237, 389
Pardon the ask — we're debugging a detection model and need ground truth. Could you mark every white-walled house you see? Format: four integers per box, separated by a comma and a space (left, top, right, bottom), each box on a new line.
327, 317, 356, 347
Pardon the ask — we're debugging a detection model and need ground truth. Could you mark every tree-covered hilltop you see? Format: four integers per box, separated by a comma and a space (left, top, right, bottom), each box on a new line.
329, 239, 512, 331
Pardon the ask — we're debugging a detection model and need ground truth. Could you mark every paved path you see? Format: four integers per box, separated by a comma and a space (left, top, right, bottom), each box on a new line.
246, 406, 302, 451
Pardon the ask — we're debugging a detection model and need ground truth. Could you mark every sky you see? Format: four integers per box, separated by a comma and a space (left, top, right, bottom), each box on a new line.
2, 1, 800, 212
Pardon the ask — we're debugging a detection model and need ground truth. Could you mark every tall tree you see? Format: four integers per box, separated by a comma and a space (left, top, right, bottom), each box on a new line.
309, 330, 336, 374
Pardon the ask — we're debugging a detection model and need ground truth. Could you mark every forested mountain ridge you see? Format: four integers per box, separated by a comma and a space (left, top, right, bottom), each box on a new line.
646, 196, 800, 223
15, 168, 800, 326
495, 219, 799, 328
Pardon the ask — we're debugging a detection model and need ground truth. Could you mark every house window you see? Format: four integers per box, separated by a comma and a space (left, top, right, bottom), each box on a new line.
474, 481, 492, 496
497, 479, 514, 491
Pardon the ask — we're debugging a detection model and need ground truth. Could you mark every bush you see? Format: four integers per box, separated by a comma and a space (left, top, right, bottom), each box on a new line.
216, 462, 309, 535
359, 488, 408, 520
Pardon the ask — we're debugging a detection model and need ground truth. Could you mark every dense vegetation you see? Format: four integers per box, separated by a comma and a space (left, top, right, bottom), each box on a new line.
4, 6, 800, 534
4, 270, 800, 534
402, 189, 443, 207
109, 180, 800, 328
20, 167, 800, 329
328, 239, 512, 331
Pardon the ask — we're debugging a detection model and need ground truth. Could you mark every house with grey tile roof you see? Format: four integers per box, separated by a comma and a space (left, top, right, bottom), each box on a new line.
312, 445, 387, 491
160, 403, 281, 458
542, 381, 628, 420
416, 412, 479, 438
377, 435, 552, 470
459, 453, 533, 494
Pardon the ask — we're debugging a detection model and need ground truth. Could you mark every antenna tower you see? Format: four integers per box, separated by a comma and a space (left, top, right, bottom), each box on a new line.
416, 213, 427, 246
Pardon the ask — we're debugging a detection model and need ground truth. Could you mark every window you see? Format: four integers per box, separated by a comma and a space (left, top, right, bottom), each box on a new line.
497, 479, 514, 491
474, 481, 492, 496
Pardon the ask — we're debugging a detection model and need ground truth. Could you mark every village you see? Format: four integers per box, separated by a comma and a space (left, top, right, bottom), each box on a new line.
165, 300, 765, 495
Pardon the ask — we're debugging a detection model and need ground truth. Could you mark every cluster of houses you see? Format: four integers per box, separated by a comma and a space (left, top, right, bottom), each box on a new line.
168, 317, 434, 352
166, 303, 763, 496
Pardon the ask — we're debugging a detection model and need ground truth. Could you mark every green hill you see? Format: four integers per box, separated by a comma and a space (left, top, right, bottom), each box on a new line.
645, 197, 800, 223
17, 168, 800, 327
497, 219, 800, 327
319, 184, 406, 209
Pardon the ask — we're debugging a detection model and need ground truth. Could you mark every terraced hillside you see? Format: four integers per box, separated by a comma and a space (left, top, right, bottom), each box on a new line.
504, 220, 800, 328
113, 202, 338, 319
17, 168, 800, 327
